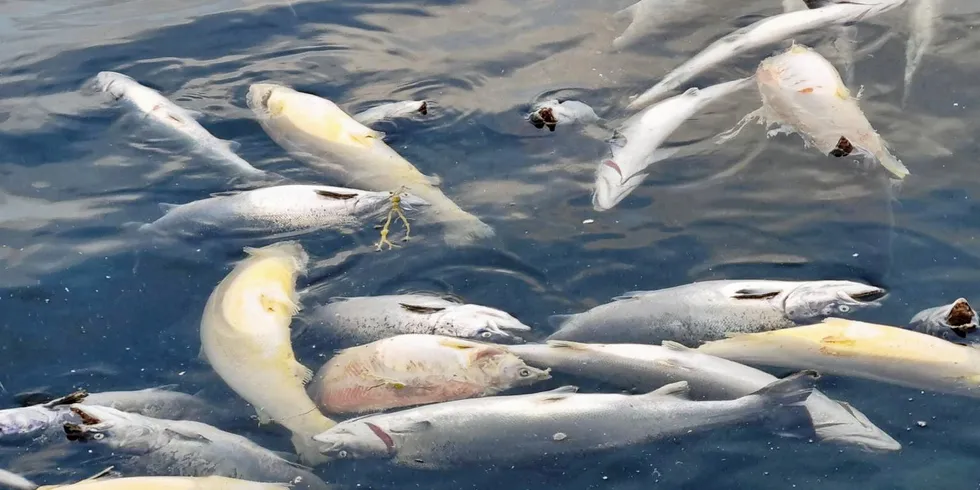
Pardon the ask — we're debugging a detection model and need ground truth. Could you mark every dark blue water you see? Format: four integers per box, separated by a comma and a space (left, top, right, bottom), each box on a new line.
2, 0, 980, 488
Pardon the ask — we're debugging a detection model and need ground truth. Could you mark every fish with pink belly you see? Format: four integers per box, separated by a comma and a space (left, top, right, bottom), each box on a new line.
309, 334, 551, 415
722, 43, 910, 179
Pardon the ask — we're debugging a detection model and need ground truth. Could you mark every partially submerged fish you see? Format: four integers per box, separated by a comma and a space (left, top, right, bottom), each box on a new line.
353, 100, 428, 126
612, 0, 709, 50
199, 242, 335, 464
313, 372, 817, 468
0, 391, 87, 443
62, 405, 328, 490
627, 0, 906, 109
907, 298, 978, 344
306, 294, 531, 347
309, 334, 550, 414
527, 99, 599, 131
547, 280, 886, 346
247, 83, 493, 246
505, 340, 899, 452
141, 185, 426, 240
593, 78, 754, 211
903, 0, 941, 105
722, 44, 909, 179
37, 476, 290, 490
782, 0, 858, 86
699, 318, 980, 398
92, 72, 270, 179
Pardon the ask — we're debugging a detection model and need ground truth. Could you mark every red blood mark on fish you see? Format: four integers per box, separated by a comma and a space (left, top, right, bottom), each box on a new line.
366, 422, 395, 453
602, 160, 622, 177
798, 87, 814, 94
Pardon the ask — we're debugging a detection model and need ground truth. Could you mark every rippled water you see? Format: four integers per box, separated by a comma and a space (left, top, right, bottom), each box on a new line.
2, 0, 980, 488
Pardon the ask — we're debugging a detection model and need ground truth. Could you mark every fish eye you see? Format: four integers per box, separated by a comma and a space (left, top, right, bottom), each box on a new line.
337, 450, 348, 458
93, 433, 105, 440
480, 331, 493, 339
838, 304, 851, 313
519, 368, 530, 377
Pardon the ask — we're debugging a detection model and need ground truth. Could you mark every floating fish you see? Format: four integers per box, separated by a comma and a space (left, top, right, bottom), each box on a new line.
627, 0, 906, 109
247, 83, 493, 246
92, 72, 271, 179
547, 280, 885, 346
62, 405, 328, 490
353, 100, 428, 126
903, 0, 941, 105
527, 99, 599, 131
505, 340, 900, 452
313, 372, 816, 468
593, 78, 753, 211
722, 44, 909, 179
612, 0, 707, 50
141, 185, 426, 240
306, 294, 531, 347
907, 298, 978, 344
199, 242, 335, 464
699, 318, 980, 398
783, 0, 858, 86
309, 334, 550, 415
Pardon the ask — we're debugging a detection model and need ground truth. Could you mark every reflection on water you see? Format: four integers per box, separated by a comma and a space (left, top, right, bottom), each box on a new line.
1, 0, 979, 488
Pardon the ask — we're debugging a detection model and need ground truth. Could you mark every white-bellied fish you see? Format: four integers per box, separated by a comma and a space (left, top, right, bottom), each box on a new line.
305, 294, 531, 347
247, 83, 493, 246
699, 318, 980, 398
353, 100, 428, 126
309, 334, 550, 415
92, 72, 270, 179
627, 0, 906, 109
62, 405, 328, 490
903, 0, 941, 105
199, 242, 335, 464
612, 0, 707, 50
907, 298, 978, 344
722, 43, 909, 179
505, 340, 899, 452
142, 185, 426, 240
547, 280, 885, 346
527, 99, 599, 131
593, 77, 753, 211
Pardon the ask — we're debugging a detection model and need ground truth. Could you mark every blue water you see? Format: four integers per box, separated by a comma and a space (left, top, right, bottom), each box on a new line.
2, 0, 980, 488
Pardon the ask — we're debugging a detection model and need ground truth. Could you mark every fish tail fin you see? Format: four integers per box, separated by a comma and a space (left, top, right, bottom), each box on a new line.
442, 215, 495, 247
750, 370, 818, 410
877, 153, 910, 180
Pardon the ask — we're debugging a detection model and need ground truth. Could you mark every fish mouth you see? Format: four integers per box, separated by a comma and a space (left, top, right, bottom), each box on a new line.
246, 83, 281, 116
839, 287, 887, 304
946, 298, 977, 331
592, 160, 647, 211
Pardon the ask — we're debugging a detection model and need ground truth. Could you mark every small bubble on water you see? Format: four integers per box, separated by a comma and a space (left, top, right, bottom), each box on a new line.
916, 421, 927, 427
553, 432, 567, 441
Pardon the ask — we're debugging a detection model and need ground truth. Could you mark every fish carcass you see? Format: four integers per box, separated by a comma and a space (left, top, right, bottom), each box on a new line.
526, 99, 599, 131
247, 83, 493, 246
313, 372, 816, 468
907, 298, 978, 344
353, 100, 428, 126
547, 280, 886, 346
309, 334, 550, 414
199, 242, 335, 464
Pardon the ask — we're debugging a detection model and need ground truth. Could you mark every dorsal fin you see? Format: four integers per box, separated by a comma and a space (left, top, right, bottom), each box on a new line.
732, 288, 782, 300
661, 340, 692, 351
545, 340, 591, 350
314, 189, 358, 200
400, 303, 445, 314
646, 381, 690, 398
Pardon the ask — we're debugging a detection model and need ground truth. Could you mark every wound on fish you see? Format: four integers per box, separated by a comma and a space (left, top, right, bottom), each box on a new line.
829, 136, 854, 157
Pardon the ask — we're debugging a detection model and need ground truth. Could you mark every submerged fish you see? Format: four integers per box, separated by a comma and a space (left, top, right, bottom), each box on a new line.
37, 476, 289, 490
907, 298, 978, 344
699, 318, 980, 398
627, 0, 906, 109
903, 0, 941, 105
612, 0, 708, 50
723, 44, 909, 179
92, 72, 270, 179
313, 372, 816, 468
527, 99, 599, 131
306, 294, 531, 347
199, 242, 335, 464
309, 334, 550, 414
353, 100, 428, 126
505, 340, 899, 452
547, 280, 886, 346
247, 83, 493, 246
62, 405, 328, 490
141, 185, 426, 239
593, 78, 753, 211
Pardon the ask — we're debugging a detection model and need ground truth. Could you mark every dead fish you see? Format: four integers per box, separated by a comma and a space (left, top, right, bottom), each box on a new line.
720, 43, 909, 179
309, 334, 550, 415
353, 100, 428, 126
903, 0, 941, 105
627, 0, 906, 109
612, 0, 708, 50
527, 99, 599, 131
907, 298, 978, 344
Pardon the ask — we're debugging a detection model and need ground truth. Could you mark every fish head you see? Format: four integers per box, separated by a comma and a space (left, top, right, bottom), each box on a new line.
783, 281, 886, 322
313, 422, 394, 461
247, 83, 293, 119
591, 157, 648, 212
433, 305, 531, 344
62, 405, 163, 453
908, 299, 979, 342
493, 356, 551, 388
92, 71, 132, 101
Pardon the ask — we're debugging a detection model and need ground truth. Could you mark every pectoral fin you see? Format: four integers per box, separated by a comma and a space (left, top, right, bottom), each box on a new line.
647, 381, 690, 399
732, 288, 782, 300
292, 360, 314, 384
388, 420, 432, 434
437, 338, 477, 350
